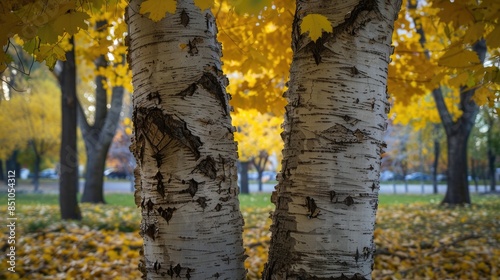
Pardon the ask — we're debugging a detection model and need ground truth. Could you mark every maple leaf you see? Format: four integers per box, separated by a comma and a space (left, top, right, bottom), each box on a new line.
38, 44, 66, 69
140, 0, 176, 22
52, 11, 90, 36
300, 14, 332, 42
438, 46, 480, 68
486, 25, 500, 49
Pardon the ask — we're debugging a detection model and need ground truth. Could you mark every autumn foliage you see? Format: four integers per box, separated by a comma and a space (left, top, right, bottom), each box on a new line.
1, 195, 499, 279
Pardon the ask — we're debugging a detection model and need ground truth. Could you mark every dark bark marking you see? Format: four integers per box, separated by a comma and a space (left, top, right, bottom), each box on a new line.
147, 91, 161, 105
353, 129, 366, 142
153, 260, 161, 273
199, 72, 229, 115
154, 170, 163, 181
152, 153, 164, 168
219, 196, 230, 202
177, 83, 197, 98
371, 182, 376, 192
305, 196, 320, 218
176, 72, 228, 115
140, 198, 145, 209
146, 198, 154, 216
167, 265, 174, 278
154, 170, 166, 198
194, 156, 217, 179
186, 268, 192, 279
350, 66, 359, 76
144, 223, 157, 241
362, 247, 371, 260
180, 179, 198, 198
157, 206, 176, 224
188, 39, 199, 56
180, 9, 189, 27
344, 195, 354, 206
329, 190, 336, 202
136, 108, 202, 160
173, 264, 182, 277
311, 41, 323, 65
355, 247, 360, 263
205, 13, 213, 31
196, 197, 208, 210
215, 203, 222, 211
156, 181, 166, 198
323, 124, 367, 143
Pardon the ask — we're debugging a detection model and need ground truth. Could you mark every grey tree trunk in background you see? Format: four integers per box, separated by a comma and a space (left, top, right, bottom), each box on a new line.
58, 36, 81, 220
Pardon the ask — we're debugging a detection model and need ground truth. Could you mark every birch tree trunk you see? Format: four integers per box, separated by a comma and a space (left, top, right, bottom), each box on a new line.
127, 1, 246, 279
263, 1, 401, 279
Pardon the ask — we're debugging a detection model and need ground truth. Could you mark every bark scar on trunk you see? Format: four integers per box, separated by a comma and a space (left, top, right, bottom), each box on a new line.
136, 107, 203, 160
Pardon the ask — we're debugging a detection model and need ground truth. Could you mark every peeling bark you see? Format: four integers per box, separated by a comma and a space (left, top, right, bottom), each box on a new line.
263, 0, 401, 279
127, 1, 245, 279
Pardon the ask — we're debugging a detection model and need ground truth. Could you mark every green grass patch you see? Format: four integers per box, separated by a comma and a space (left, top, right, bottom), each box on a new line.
14, 193, 137, 207
13, 192, 497, 208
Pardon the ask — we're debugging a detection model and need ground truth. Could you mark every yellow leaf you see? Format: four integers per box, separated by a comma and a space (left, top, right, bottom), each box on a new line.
438, 46, 480, 68
140, 0, 176, 22
51, 11, 90, 36
486, 24, 500, 49
194, 0, 214, 10
471, 87, 491, 106
300, 14, 332, 42
38, 44, 66, 69
449, 72, 469, 87
463, 22, 484, 44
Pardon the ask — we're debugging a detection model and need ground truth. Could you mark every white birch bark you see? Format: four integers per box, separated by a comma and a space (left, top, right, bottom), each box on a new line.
127, 1, 246, 279
263, 1, 401, 279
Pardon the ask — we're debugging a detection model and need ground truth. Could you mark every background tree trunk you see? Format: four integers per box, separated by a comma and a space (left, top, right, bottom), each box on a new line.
411, 2, 486, 204
440, 40, 486, 204
432, 138, 440, 194
32, 143, 41, 192
127, 0, 246, 278
263, 1, 401, 278
252, 151, 268, 192
58, 37, 82, 220
80, 20, 124, 204
239, 161, 250, 194
6, 151, 20, 181
488, 149, 496, 192
79, 85, 124, 203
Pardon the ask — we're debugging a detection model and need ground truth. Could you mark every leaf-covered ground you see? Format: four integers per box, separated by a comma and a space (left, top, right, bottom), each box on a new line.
1, 195, 499, 279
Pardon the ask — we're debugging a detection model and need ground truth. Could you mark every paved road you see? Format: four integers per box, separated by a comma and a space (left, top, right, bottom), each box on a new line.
245, 182, 495, 194
7, 180, 496, 195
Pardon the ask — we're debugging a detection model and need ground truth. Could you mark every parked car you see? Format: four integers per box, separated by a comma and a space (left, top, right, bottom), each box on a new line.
262, 171, 277, 182
104, 168, 132, 180
405, 172, 430, 181
39, 168, 58, 179
380, 170, 395, 181
247, 172, 258, 180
